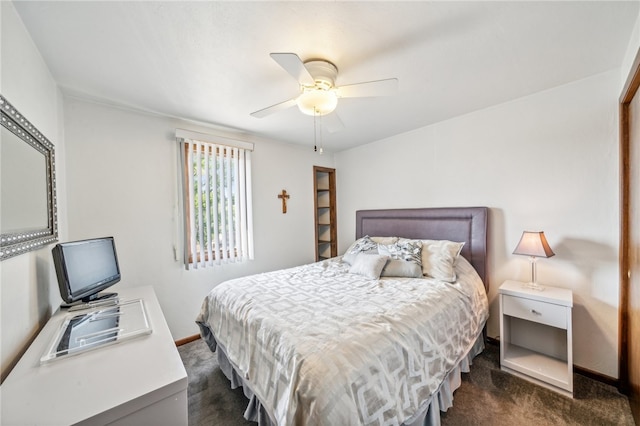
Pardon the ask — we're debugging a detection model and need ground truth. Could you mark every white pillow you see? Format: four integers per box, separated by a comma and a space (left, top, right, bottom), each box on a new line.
370, 236, 399, 245
348, 253, 389, 279
419, 239, 465, 282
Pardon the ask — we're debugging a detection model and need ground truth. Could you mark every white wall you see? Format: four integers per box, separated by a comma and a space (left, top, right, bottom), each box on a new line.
335, 69, 621, 378
621, 9, 640, 93
0, 2, 67, 380
62, 97, 335, 339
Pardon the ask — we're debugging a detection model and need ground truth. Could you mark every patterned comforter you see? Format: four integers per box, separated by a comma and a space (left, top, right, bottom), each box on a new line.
196, 256, 489, 426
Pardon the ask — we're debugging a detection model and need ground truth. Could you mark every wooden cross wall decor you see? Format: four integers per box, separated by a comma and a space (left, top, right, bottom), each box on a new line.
278, 189, 290, 214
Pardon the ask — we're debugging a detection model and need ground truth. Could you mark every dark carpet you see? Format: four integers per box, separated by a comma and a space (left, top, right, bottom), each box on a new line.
178, 339, 634, 426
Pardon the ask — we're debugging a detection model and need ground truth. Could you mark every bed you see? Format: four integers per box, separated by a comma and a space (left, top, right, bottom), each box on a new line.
196, 207, 489, 426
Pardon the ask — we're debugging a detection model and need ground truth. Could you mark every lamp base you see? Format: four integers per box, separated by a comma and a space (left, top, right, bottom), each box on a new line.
523, 282, 545, 291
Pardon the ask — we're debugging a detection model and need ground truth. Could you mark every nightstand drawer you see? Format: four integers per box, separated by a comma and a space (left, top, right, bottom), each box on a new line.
502, 294, 567, 329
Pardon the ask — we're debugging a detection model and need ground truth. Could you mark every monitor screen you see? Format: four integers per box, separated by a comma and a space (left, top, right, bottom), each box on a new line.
52, 237, 121, 304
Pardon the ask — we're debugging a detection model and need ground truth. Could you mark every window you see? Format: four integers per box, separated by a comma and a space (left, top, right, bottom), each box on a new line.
178, 131, 254, 269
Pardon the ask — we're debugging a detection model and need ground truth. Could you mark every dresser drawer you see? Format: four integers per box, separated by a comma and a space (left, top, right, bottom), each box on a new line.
502, 294, 567, 329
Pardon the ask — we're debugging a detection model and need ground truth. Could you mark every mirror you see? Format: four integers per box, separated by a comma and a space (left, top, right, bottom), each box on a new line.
1, 94, 58, 260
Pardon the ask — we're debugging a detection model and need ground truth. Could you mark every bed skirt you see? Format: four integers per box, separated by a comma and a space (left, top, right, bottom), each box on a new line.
199, 325, 485, 426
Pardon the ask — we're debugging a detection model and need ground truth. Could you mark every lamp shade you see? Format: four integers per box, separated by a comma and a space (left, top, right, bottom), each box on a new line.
296, 89, 338, 116
513, 231, 555, 258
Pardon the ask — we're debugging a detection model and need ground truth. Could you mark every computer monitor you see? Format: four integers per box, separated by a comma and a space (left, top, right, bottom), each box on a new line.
52, 237, 121, 304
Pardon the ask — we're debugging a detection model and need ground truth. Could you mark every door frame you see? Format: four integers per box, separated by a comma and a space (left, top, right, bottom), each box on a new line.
619, 48, 640, 397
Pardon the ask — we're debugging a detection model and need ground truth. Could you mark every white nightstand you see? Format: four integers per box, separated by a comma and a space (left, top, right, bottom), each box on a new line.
499, 280, 573, 397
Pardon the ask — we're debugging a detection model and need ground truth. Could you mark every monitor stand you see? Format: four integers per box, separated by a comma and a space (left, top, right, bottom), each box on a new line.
60, 292, 119, 309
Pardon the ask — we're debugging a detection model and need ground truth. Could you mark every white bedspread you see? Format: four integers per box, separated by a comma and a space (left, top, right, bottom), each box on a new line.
196, 256, 489, 426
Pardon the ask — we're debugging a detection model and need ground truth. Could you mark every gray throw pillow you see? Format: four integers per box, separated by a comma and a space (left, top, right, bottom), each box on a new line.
381, 259, 423, 278
348, 253, 389, 279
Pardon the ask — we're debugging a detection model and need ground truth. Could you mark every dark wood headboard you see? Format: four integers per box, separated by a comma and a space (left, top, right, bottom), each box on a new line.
355, 207, 489, 290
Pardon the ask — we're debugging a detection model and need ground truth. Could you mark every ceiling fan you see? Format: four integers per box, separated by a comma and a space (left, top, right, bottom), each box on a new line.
250, 53, 398, 131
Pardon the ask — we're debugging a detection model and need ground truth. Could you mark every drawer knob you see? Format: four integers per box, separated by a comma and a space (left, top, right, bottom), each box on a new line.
531, 309, 542, 315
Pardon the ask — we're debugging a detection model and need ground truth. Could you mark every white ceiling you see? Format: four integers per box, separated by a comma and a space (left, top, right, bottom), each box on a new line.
12, 1, 639, 152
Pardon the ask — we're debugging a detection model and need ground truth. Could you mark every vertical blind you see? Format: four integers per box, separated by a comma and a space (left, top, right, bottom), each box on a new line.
179, 136, 254, 269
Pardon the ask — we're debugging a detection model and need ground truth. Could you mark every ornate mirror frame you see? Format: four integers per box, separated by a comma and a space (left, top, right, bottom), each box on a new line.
1, 94, 58, 260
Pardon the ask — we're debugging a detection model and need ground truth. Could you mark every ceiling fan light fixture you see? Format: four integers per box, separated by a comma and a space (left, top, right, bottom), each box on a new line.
296, 88, 338, 116
251, 53, 398, 122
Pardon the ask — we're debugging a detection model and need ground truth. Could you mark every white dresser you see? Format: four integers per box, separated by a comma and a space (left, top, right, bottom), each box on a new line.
1, 286, 188, 425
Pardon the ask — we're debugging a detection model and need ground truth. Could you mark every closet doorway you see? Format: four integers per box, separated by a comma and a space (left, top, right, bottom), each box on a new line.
620, 48, 640, 424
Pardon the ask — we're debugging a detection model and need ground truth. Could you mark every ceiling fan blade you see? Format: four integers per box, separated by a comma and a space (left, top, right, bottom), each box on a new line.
323, 112, 345, 133
250, 98, 298, 118
337, 78, 398, 98
270, 53, 315, 86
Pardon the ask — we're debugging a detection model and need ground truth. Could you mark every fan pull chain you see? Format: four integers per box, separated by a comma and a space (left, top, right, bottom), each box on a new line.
313, 107, 318, 152
312, 107, 324, 154
318, 113, 324, 154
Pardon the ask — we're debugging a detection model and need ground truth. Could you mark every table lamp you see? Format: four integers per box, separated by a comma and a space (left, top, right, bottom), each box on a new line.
513, 231, 555, 290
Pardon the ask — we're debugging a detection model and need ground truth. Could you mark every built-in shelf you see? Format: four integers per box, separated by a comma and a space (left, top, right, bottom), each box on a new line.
502, 343, 571, 389
313, 166, 337, 261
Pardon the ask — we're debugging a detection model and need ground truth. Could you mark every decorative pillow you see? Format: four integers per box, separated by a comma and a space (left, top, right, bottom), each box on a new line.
419, 239, 465, 282
378, 240, 423, 278
381, 259, 423, 278
348, 253, 389, 279
378, 240, 422, 265
342, 236, 397, 265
